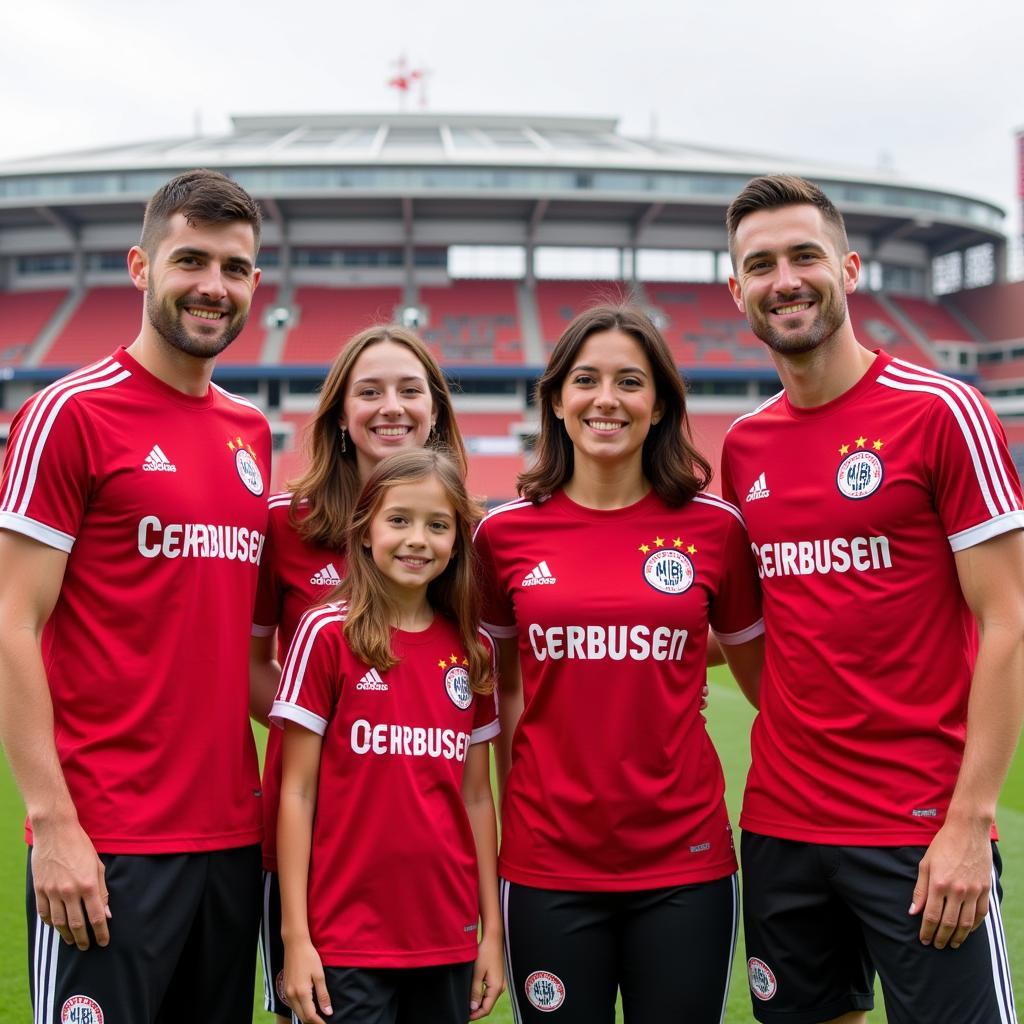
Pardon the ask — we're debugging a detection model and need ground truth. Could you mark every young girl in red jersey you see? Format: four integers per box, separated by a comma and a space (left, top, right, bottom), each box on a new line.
273, 449, 504, 1024
474, 305, 764, 1023
250, 326, 468, 1019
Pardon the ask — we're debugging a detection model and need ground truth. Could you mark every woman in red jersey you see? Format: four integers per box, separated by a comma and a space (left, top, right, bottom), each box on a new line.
274, 449, 503, 1024
473, 305, 763, 1023
250, 325, 468, 1020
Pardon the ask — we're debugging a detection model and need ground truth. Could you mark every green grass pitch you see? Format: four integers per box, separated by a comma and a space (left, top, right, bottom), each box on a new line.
0, 666, 1020, 1021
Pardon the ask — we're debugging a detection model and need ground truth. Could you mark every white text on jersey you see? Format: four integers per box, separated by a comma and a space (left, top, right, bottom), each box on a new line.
528, 623, 688, 662
137, 516, 266, 564
752, 536, 893, 579
351, 720, 470, 761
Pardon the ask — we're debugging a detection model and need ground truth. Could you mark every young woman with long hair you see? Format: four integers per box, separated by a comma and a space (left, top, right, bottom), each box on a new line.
274, 449, 503, 1023
474, 304, 764, 1023
250, 325, 468, 1019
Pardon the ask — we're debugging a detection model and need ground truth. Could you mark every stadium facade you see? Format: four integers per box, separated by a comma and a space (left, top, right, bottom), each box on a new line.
1, 112, 1021, 499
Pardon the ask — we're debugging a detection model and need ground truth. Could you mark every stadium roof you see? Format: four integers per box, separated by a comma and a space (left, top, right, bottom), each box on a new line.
0, 113, 1005, 253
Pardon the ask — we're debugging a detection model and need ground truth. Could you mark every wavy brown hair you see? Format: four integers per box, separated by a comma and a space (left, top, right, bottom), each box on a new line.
334, 449, 493, 694
518, 304, 711, 507
290, 325, 468, 549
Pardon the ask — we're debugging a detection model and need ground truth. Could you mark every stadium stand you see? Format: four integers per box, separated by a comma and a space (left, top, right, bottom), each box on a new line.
447, 411, 524, 437
536, 281, 639, 350
889, 296, 975, 343
282, 287, 402, 364
645, 283, 770, 367
0, 290, 65, 367
946, 281, 1024, 342
467, 453, 524, 505
847, 293, 937, 366
216, 287, 278, 366
43, 288, 139, 368
419, 281, 523, 363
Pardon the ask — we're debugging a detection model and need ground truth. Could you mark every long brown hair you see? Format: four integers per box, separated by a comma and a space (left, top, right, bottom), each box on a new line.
336, 449, 493, 694
290, 325, 468, 549
518, 304, 711, 507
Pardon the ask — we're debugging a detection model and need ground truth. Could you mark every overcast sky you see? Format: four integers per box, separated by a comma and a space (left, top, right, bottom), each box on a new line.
3, 0, 1021, 234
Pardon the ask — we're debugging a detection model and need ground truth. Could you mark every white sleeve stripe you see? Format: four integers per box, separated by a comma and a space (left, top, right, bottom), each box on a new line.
471, 718, 500, 744
482, 620, 517, 638
890, 360, 1019, 512
713, 618, 765, 645
473, 499, 532, 538
882, 364, 1020, 516
0, 512, 75, 552
725, 390, 785, 433
693, 493, 747, 526
279, 606, 344, 704
211, 381, 263, 411
878, 374, 1017, 519
269, 701, 328, 736
2, 358, 117, 511
948, 511, 1024, 552
1, 359, 127, 514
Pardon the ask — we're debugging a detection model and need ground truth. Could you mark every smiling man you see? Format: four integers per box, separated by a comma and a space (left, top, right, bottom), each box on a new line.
721, 175, 1024, 1024
0, 170, 271, 1023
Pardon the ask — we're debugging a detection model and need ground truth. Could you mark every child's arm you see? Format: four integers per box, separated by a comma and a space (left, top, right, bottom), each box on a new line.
462, 741, 505, 1019
278, 722, 333, 1024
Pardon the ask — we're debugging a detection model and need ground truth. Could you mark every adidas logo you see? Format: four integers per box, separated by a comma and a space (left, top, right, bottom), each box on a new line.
522, 560, 557, 587
356, 667, 388, 692
745, 472, 770, 502
311, 562, 343, 587
142, 444, 176, 473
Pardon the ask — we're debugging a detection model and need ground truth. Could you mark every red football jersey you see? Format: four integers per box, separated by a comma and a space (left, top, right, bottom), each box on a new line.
252, 493, 343, 869
721, 351, 1024, 844
0, 349, 270, 853
272, 604, 499, 967
474, 488, 763, 891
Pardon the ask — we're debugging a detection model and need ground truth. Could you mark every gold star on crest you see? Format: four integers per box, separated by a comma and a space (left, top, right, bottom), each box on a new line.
226, 439, 236, 451
654, 536, 665, 548
839, 443, 850, 455
639, 543, 650, 554
686, 544, 697, 556
855, 436, 867, 448
437, 659, 448, 670
449, 653, 459, 665
461, 657, 469, 667
673, 538, 683, 548
873, 439, 884, 451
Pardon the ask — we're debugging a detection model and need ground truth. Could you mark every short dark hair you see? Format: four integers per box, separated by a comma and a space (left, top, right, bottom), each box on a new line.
726, 174, 848, 265
140, 169, 262, 254
518, 304, 711, 507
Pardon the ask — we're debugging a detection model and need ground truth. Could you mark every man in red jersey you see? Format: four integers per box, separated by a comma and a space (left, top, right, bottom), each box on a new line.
0, 169, 270, 1023
722, 174, 1023, 1024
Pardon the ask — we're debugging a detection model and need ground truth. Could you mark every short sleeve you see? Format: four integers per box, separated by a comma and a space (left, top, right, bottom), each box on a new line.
0, 392, 93, 551
470, 628, 500, 744
719, 436, 740, 510
473, 515, 517, 638
924, 388, 1024, 552
270, 604, 346, 735
709, 510, 764, 646
252, 502, 283, 635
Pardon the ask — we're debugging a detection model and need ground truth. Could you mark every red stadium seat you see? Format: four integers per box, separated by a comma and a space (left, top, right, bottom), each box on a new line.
0, 291, 66, 367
